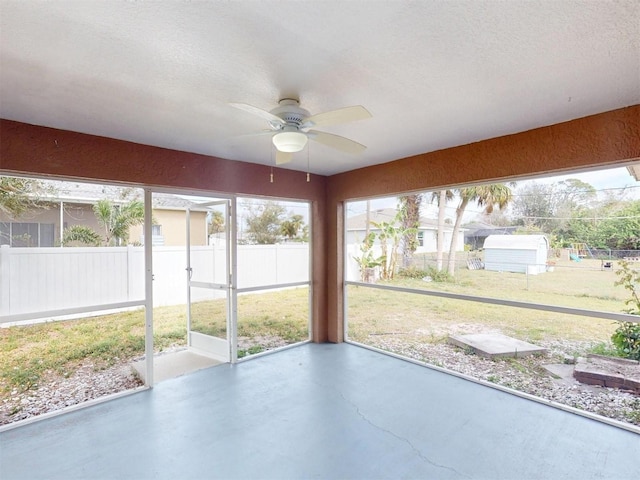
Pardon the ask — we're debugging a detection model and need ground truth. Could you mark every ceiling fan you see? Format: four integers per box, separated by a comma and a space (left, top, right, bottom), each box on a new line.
230, 98, 372, 165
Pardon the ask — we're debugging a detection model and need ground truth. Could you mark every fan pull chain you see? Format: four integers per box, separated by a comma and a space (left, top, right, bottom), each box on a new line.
306, 143, 310, 182
269, 145, 274, 183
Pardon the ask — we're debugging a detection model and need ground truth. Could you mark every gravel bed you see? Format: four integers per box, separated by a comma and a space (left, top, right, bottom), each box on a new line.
365, 335, 640, 427
1, 362, 143, 426
2, 338, 639, 428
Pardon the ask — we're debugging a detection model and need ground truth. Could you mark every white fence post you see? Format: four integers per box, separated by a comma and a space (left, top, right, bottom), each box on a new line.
0, 245, 10, 316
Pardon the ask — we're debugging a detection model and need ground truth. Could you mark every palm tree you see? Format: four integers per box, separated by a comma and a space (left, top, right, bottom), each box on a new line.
63, 199, 145, 246
93, 199, 145, 246
208, 210, 225, 235
372, 210, 416, 280
447, 184, 514, 275
280, 214, 305, 241
399, 194, 422, 268
431, 190, 454, 271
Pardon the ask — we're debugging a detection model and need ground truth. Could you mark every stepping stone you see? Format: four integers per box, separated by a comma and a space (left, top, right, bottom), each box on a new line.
448, 333, 547, 359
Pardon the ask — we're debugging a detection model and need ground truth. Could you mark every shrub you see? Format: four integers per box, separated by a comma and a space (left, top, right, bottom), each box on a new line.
397, 266, 454, 282
397, 267, 429, 279
612, 260, 640, 360
611, 322, 640, 361
425, 266, 455, 283
614, 260, 640, 315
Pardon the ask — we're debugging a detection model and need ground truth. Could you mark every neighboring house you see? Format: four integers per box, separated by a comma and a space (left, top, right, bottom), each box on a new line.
0, 181, 208, 247
464, 222, 518, 251
346, 208, 465, 253
129, 194, 209, 246
483, 234, 549, 274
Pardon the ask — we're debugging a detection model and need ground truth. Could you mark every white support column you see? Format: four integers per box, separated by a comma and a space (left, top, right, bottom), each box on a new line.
186, 208, 192, 341
229, 198, 238, 363
144, 189, 154, 386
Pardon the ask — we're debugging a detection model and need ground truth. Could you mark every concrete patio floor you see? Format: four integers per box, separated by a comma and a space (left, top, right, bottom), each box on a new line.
1, 343, 638, 480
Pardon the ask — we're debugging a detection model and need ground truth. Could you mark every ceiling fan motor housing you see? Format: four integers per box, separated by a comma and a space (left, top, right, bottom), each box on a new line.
269, 98, 310, 130
230, 98, 370, 161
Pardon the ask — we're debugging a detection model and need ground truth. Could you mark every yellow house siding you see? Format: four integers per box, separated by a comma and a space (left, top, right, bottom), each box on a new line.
130, 209, 207, 246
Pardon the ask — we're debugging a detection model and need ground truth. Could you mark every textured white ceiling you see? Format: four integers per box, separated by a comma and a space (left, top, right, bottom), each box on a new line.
1, 0, 638, 176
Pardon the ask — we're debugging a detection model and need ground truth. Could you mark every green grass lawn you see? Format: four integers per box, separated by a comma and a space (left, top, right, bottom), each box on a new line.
347, 258, 630, 348
0, 288, 310, 395
1, 260, 632, 398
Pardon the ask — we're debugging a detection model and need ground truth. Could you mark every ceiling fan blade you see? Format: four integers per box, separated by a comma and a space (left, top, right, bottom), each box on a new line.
303, 105, 371, 127
233, 130, 275, 140
275, 150, 293, 165
308, 130, 366, 154
229, 102, 285, 125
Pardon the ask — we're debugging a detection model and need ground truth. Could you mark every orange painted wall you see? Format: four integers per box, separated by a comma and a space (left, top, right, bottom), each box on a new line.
325, 106, 640, 342
2, 106, 639, 343
0, 119, 329, 342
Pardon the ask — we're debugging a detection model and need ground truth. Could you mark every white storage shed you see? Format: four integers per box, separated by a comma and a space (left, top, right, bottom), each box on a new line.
483, 235, 549, 274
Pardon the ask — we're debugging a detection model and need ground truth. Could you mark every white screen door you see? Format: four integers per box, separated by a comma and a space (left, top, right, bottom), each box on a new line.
186, 200, 231, 362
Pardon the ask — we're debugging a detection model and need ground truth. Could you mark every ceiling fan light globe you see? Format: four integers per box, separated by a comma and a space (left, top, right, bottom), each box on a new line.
272, 131, 308, 152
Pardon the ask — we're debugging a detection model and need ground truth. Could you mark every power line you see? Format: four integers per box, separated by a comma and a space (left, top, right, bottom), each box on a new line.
517, 215, 640, 220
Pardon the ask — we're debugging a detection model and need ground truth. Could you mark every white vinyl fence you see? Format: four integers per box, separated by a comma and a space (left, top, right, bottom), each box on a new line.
0, 244, 309, 322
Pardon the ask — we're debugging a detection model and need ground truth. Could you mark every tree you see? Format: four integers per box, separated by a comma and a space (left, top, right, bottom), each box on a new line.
93, 199, 145, 246
398, 194, 422, 268
372, 210, 415, 280
208, 210, 225, 235
511, 182, 556, 232
353, 232, 384, 282
432, 190, 453, 271
62, 199, 145, 246
0, 176, 53, 219
555, 178, 596, 213
280, 214, 305, 241
558, 197, 640, 250
244, 201, 286, 244
591, 200, 640, 250
512, 179, 596, 234
447, 184, 514, 275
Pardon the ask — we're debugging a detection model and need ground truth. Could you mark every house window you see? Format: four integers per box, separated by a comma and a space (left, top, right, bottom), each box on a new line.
10, 223, 39, 247
152, 224, 162, 236
0, 222, 9, 245
417, 231, 424, 247
0, 222, 55, 247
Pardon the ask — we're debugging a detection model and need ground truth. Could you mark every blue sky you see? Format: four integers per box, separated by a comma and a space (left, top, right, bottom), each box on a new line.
530, 166, 639, 200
